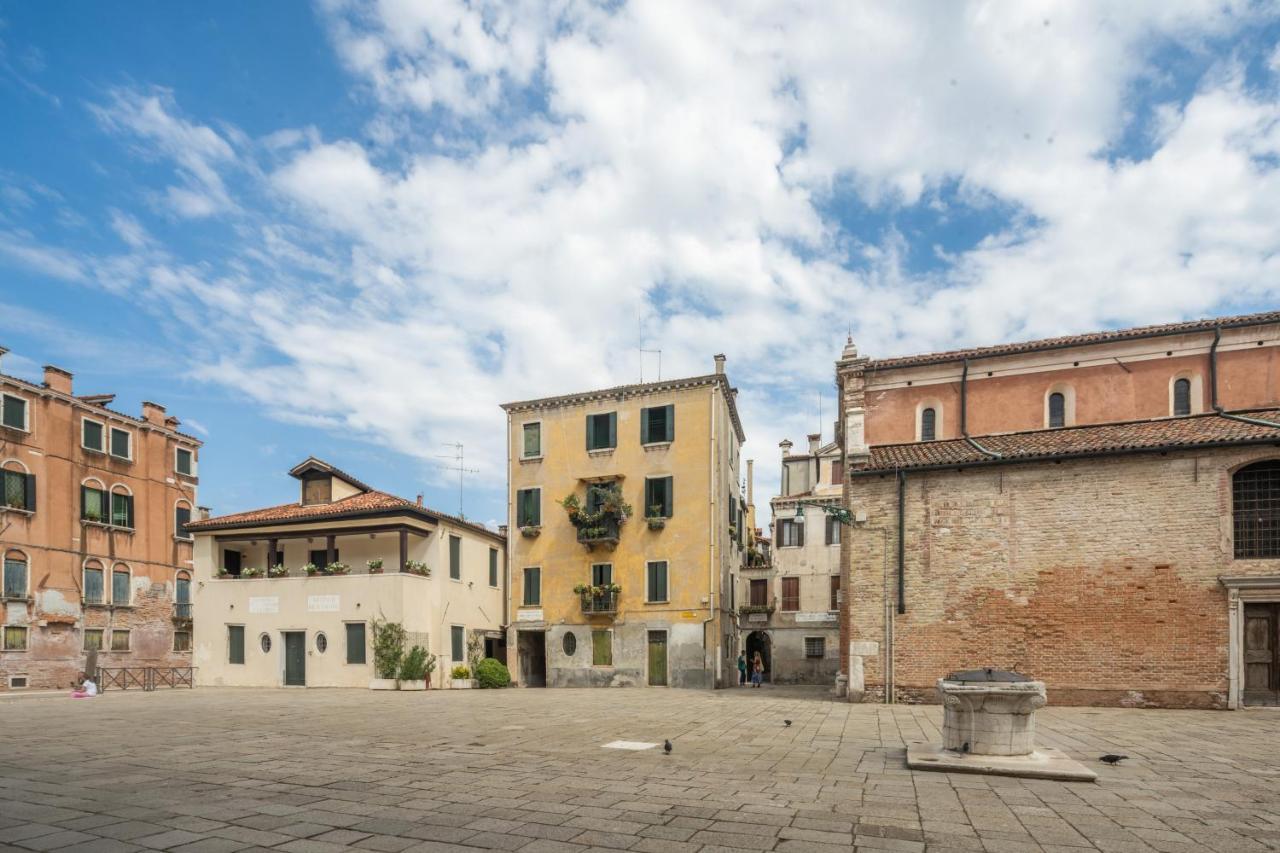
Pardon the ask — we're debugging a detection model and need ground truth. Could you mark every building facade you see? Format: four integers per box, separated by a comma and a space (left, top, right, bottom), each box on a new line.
502, 356, 746, 689
737, 434, 841, 684
187, 458, 505, 689
835, 311, 1280, 709
0, 356, 200, 691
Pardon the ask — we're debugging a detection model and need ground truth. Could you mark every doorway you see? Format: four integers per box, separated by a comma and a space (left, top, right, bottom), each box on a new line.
283, 631, 306, 687
517, 630, 546, 687
745, 630, 771, 683
1244, 603, 1280, 706
647, 631, 668, 686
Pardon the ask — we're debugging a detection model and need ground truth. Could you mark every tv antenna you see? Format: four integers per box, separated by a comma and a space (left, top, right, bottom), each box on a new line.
638, 313, 661, 382
436, 443, 479, 518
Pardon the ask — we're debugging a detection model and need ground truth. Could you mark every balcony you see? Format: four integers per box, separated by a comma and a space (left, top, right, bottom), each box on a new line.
579, 588, 619, 615
738, 601, 775, 626
742, 560, 772, 572
173, 602, 192, 622
577, 518, 620, 549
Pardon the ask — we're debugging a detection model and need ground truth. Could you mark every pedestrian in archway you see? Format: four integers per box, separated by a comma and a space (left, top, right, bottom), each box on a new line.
737, 652, 747, 686
751, 652, 764, 687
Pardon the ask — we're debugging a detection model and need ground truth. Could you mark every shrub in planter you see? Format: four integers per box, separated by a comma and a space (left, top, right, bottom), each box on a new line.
474, 657, 511, 689
371, 618, 407, 680
367, 558, 384, 573
267, 564, 288, 578
450, 665, 471, 680
241, 567, 263, 578
399, 645, 433, 682
216, 569, 230, 578
404, 560, 430, 576
326, 562, 350, 575
302, 563, 319, 576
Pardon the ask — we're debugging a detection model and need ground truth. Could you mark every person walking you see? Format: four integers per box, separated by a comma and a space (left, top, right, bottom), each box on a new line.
737, 652, 747, 687
751, 652, 764, 687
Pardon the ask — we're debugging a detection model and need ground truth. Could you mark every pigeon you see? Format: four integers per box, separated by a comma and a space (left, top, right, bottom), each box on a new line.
1099, 754, 1128, 765
784, 720, 792, 727
663, 739, 672, 754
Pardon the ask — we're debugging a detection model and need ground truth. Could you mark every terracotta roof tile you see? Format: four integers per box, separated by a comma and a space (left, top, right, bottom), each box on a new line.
866, 310, 1280, 370
854, 410, 1280, 473
185, 490, 415, 530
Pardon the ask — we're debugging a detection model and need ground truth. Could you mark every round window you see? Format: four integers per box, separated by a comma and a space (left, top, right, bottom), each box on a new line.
315, 632, 328, 654
563, 632, 577, 656
260, 633, 271, 653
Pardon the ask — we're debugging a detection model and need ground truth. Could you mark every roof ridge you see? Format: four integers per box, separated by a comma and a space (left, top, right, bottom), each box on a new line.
868, 409, 1230, 450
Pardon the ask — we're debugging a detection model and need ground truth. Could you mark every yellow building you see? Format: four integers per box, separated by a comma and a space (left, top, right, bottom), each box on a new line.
501, 356, 747, 688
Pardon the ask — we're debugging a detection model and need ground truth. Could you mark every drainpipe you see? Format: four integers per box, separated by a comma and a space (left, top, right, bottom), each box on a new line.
960, 358, 1002, 458
705, 386, 718, 687
896, 469, 905, 617
1210, 326, 1280, 428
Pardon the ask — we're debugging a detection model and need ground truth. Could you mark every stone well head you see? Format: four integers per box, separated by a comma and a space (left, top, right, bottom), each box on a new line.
938, 668, 1047, 757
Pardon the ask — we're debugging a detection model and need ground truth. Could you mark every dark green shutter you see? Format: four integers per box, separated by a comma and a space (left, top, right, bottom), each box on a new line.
531, 490, 540, 526
662, 476, 672, 518
24, 474, 35, 512
346, 623, 366, 664
664, 404, 674, 441
641, 409, 650, 444
607, 413, 616, 448
585, 415, 595, 450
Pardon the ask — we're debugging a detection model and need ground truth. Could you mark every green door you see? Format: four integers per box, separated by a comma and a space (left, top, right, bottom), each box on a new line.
284, 632, 306, 686
647, 631, 667, 686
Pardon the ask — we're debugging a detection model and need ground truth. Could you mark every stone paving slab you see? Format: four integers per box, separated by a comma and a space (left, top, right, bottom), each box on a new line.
1, 687, 1279, 852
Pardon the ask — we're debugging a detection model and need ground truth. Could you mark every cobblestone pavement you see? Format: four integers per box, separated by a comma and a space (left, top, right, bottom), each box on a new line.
2, 685, 1279, 853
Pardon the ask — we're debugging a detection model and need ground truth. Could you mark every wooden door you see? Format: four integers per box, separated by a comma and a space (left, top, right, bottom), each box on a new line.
1244, 604, 1280, 706
284, 632, 306, 687
647, 631, 667, 686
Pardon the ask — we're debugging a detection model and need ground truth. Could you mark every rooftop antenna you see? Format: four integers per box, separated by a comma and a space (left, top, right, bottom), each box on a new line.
638, 311, 661, 382
436, 443, 478, 518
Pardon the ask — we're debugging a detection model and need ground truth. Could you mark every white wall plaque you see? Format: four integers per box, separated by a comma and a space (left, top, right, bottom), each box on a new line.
517, 609, 543, 622
795, 611, 837, 623
308, 595, 340, 612
248, 596, 279, 614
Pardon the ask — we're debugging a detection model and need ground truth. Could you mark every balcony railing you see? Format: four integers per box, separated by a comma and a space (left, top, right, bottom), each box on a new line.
577, 518, 620, 548
742, 560, 772, 571
580, 589, 619, 614
173, 602, 192, 621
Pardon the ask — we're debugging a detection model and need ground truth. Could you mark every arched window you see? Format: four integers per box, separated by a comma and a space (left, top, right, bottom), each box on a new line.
109, 485, 134, 529
920, 408, 937, 442
83, 559, 105, 605
1234, 460, 1280, 559
81, 478, 107, 523
1048, 393, 1066, 429
1173, 378, 1191, 417
112, 563, 132, 605
1, 460, 33, 512
175, 501, 193, 541
3, 549, 28, 598
175, 571, 191, 619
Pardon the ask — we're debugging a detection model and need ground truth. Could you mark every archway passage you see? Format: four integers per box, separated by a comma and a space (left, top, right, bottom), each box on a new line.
745, 630, 771, 683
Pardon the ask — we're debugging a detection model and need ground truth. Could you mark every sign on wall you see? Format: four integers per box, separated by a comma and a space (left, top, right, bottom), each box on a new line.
795, 612, 836, 623
308, 595, 340, 612
248, 596, 279, 614
517, 609, 543, 622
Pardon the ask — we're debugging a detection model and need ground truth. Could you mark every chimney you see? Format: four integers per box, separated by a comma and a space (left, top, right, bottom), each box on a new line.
197, 506, 211, 521
714, 353, 726, 374
42, 365, 73, 395
164, 416, 181, 429
808, 433, 821, 455
498, 524, 509, 537
746, 459, 754, 506
141, 401, 166, 426
779, 439, 793, 458
415, 493, 424, 507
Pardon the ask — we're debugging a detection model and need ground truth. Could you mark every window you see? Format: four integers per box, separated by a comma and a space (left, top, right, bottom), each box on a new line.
592, 629, 612, 666
644, 476, 673, 519
1048, 392, 1066, 429
781, 577, 799, 611
1234, 460, 1280, 559
646, 561, 668, 603
1, 394, 28, 431
110, 489, 134, 529
81, 483, 107, 523
777, 517, 804, 547
224, 549, 243, 576
307, 548, 335, 568
2, 625, 27, 650
109, 427, 132, 460
302, 476, 331, 505
522, 567, 541, 606
175, 447, 195, 476
516, 488, 541, 527
82, 419, 104, 452
346, 622, 367, 664
173, 631, 191, 652
586, 411, 617, 451
83, 562, 105, 605
591, 563, 612, 586
2, 467, 35, 512
921, 407, 937, 441
228, 626, 245, 664
175, 574, 191, 619
110, 629, 130, 651
830, 575, 841, 611
825, 516, 841, 546
315, 633, 328, 654
1173, 378, 1192, 417
84, 629, 103, 651
450, 625, 465, 662
4, 551, 27, 598
563, 632, 577, 656
804, 637, 825, 658
522, 422, 541, 459
175, 504, 192, 540
749, 578, 768, 606
260, 633, 272, 653
449, 535, 462, 580
112, 566, 131, 605
641, 404, 674, 444
489, 548, 499, 587
831, 460, 844, 485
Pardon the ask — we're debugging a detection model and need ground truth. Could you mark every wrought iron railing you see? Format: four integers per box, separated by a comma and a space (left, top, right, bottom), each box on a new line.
577, 518, 621, 545
580, 590, 619, 614
173, 602, 192, 620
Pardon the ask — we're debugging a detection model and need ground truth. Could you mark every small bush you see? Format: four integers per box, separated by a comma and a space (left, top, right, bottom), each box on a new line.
450, 665, 472, 680
398, 645, 431, 682
474, 657, 511, 689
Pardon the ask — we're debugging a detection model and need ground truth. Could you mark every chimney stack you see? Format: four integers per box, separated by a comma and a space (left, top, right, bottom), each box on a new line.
808, 433, 821, 455
779, 439, 793, 458
714, 353, 726, 374
141, 401, 166, 426
498, 524, 508, 537
197, 506, 211, 521
415, 493, 424, 507
42, 365, 73, 395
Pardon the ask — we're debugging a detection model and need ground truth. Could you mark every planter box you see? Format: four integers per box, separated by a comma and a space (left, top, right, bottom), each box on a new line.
399, 681, 426, 691
369, 678, 399, 690
451, 679, 475, 689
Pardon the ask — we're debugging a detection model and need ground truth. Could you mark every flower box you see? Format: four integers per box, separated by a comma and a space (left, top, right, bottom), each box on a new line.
369, 678, 399, 691
451, 679, 475, 689
520, 526, 541, 538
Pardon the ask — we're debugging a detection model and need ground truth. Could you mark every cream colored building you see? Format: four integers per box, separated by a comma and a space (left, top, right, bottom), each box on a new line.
501, 356, 746, 688
188, 458, 505, 688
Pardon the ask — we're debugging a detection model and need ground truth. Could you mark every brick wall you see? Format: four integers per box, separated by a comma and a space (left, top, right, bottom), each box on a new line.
843, 446, 1280, 708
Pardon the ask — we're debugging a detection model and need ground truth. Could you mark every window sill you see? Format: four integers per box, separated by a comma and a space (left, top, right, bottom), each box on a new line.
519, 456, 543, 464
2, 648, 29, 653
107, 454, 134, 463
0, 506, 33, 516
83, 602, 109, 609
82, 446, 105, 455
586, 448, 616, 456
0, 424, 30, 435
641, 441, 672, 450
644, 600, 669, 605
2, 595, 32, 603
174, 536, 194, 543
81, 520, 134, 533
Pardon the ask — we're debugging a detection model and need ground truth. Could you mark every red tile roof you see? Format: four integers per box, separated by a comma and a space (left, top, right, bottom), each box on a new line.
853, 410, 1280, 473
185, 490, 415, 530
866, 310, 1280, 371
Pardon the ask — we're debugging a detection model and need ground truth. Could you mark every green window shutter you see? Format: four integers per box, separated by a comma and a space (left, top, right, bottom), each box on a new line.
585, 414, 595, 450
592, 630, 612, 666
662, 476, 672, 518
489, 549, 498, 586
607, 412, 616, 448
529, 490, 540, 526
641, 408, 650, 445
228, 626, 245, 664
644, 479, 655, 517
24, 473, 36, 512
664, 405, 674, 441
345, 623, 366, 664
449, 535, 461, 579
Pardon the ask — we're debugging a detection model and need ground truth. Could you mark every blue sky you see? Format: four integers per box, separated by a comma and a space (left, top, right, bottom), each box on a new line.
2, 1, 1279, 526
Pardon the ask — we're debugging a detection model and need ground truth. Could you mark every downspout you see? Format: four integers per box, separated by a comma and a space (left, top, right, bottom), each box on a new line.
896, 469, 905, 617
960, 358, 1002, 458
1210, 326, 1280, 428
705, 386, 718, 687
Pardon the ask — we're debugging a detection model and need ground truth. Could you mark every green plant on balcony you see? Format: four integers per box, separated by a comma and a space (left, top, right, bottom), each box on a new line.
560, 483, 632, 543
302, 562, 319, 576
267, 564, 288, 578
646, 505, 666, 529
216, 569, 230, 578
241, 566, 263, 578
738, 603, 774, 616
326, 562, 350, 575
367, 558, 384, 574
404, 560, 430, 576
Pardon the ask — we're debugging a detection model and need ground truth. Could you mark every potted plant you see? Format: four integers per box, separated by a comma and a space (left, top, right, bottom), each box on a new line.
520, 525, 540, 537
241, 566, 263, 579
302, 562, 319, 576
397, 645, 433, 691
369, 617, 406, 690
326, 562, 350, 575
450, 664, 474, 689
647, 505, 666, 530
367, 558, 384, 574
404, 560, 430, 576
560, 483, 633, 547
83, 510, 106, 524
267, 564, 288, 578
216, 568, 230, 579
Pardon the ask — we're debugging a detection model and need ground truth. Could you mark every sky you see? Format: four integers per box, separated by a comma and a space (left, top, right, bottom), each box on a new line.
1, 1, 1279, 529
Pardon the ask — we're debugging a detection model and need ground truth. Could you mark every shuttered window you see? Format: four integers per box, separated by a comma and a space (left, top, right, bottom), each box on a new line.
82, 419, 105, 451
112, 568, 131, 605
83, 564, 105, 605
451, 625, 465, 662
591, 563, 612, 586
825, 516, 841, 546
81, 486, 107, 523
228, 625, 245, 664
345, 622, 367, 664
1, 469, 34, 511
516, 488, 541, 527
176, 447, 194, 476
522, 422, 541, 458
489, 548, 499, 587
0, 394, 27, 431
110, 492, 134, 529
449, 535, 461, 580
109, 427, 132, 460
749, 578, 768, 606
523, 567, 541, 606
830, 575, 840, 611
641, 405, 674, 444
777, 518, 804, 547
586, 412, 617, 451
175, 505, 192, 539
646, 561, 668, 603
3, 552, 27, 598
645, 476, 673, 519
781, 577, 799, 611
592, 630, 612, 665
